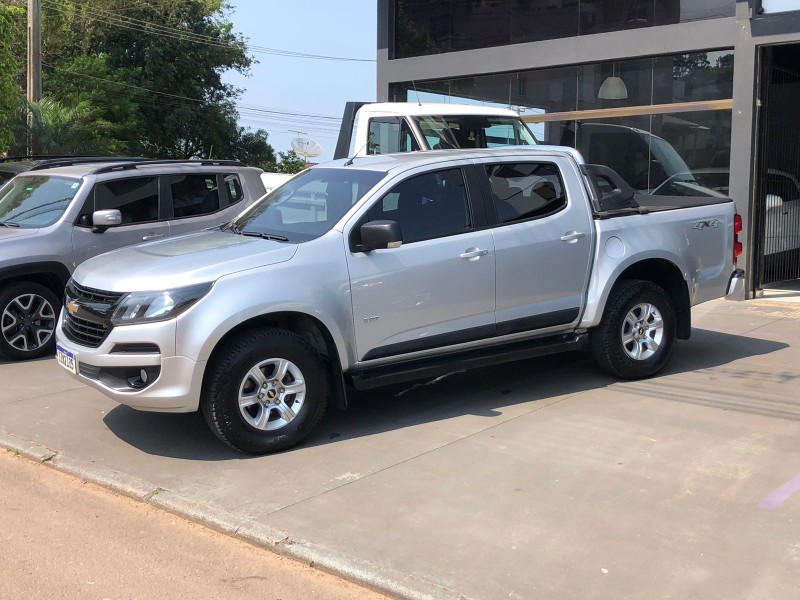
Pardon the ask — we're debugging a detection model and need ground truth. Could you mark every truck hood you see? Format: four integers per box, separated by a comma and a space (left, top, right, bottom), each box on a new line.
0, 227, 39, 243
73, 230, 298, 293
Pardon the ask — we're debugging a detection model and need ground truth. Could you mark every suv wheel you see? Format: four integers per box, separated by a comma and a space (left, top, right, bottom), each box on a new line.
590, 279, 676, 379
202, 328, 329, 454
0, 282, 59, 361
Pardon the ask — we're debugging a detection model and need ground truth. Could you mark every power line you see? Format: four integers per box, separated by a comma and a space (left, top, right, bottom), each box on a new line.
41, 0, 375, 63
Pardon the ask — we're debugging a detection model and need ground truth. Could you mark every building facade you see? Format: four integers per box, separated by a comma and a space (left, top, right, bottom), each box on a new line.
376, 0, 800, 298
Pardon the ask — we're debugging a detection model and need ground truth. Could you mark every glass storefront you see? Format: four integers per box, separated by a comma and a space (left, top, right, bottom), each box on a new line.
394, 1, 736, 59
390, 50, 734, 196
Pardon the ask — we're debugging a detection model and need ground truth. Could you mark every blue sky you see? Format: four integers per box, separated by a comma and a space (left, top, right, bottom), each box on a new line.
224, 1, 377, 163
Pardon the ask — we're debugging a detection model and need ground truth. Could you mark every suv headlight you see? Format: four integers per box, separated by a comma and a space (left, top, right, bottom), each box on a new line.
111, 282, 213, 325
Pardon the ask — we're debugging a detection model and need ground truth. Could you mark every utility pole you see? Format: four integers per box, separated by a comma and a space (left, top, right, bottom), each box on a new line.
27, 0, 42, 155
27, 0, 41, 103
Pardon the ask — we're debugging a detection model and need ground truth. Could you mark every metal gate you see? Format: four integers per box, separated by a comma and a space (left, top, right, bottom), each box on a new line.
754, 48, 800, 288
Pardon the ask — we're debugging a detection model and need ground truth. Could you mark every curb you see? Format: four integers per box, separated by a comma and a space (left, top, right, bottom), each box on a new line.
0, 429, 467, 600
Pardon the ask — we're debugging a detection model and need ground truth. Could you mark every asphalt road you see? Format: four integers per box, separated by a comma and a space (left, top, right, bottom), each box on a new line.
0, 449, 385, 600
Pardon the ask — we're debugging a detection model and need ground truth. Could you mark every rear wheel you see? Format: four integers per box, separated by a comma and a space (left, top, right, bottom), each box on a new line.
0, 282, 59, 361
201, 328, 329, 454
590, 279, 676, 379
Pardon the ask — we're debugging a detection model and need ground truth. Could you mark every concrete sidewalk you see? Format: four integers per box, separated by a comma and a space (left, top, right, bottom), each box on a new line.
2, 297, 800, 599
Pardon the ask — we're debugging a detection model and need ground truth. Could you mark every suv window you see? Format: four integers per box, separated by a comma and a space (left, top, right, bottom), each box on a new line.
169, 174, 220, 218
94, 177, 159, 224
365, 168, 471, 244
224, 174, 244, 205
0, 175, 81, 228
486, 163, 567, 224
367, 117, 420, 155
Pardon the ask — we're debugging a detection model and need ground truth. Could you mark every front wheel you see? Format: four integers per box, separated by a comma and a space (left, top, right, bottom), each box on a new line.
590, 280, 676, 379
0, 282, 60, 361
201, 328, 329, 454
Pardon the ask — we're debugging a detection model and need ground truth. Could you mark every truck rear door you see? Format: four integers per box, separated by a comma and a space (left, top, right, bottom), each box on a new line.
475, 156, 594, 334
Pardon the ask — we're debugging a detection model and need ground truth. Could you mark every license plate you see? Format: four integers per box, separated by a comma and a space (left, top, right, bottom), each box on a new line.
55, 344, 77, 374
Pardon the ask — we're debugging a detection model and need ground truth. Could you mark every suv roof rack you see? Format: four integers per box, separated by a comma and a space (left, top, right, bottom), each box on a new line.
90, 159, 246, 175
26, 157, 146, 171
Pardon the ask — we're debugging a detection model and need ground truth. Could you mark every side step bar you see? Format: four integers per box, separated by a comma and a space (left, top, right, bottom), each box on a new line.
347, 332, 588, 391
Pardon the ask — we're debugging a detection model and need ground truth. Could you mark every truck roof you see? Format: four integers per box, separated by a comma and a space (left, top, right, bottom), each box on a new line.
320, 145, 587, 173
358, 102, 524, 118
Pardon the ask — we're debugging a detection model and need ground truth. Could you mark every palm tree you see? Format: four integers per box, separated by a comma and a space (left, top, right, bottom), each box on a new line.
12, 96, 116, 156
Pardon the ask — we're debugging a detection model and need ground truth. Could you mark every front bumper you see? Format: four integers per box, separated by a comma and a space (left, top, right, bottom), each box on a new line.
725, 268, 746, 298
55, 312, 206, 412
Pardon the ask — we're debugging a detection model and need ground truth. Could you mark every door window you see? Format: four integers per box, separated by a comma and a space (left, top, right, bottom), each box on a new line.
367, 117, 420, 155
94, 177, 159, 224
365, 168, 471, 243
169, 174, 220, 218
485, 163, 567, 224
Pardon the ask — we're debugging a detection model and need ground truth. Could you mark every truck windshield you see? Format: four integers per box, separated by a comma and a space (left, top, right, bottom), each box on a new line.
0, 175, 82, 229
231, 168, 384, 242
413, 115, 537, 150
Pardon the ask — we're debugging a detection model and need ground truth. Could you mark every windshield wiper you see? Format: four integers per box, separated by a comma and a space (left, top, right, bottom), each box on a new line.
0, 221, 20, 228
241, 231, 289, 242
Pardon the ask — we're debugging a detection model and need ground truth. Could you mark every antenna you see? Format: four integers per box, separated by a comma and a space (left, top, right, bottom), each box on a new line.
411, 80, 421, 106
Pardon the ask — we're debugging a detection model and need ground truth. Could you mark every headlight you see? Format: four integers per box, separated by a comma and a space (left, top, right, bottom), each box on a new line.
111, 282, 213, 325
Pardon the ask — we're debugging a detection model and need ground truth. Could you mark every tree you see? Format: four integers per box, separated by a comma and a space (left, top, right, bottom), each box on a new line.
6, 0, 273, 161
264, 150, 307, 174
226, 128, 276, 168
0, 6, 24, 153
10, 96, 117, 156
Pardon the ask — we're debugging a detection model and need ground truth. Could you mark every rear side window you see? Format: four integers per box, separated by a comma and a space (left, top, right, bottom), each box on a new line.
485, 163, 567, 224
224, 174, 244, 205
169, 174, 220, 218
95, 177, 159, 224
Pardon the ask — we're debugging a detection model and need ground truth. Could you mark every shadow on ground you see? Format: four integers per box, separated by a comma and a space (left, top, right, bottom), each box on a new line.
102, 327, 789, 460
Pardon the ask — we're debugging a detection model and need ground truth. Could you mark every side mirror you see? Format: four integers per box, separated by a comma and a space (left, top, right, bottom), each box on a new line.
91, 209, 122, 233
360, 220, 402, 251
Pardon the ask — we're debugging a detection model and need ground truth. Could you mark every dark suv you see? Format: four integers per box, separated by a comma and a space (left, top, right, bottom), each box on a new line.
0, 158, 266, 361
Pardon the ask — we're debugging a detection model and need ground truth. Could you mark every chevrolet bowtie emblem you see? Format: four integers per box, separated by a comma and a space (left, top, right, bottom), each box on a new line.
66, 299, 79, 315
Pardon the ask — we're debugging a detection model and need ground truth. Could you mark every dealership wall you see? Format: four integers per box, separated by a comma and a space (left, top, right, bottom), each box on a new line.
377, 0, 800, 297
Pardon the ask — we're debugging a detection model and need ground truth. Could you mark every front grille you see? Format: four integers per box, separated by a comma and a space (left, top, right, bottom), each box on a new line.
70, 282, 125, 304
62, 280, 124, 348
64, 313, 110, 348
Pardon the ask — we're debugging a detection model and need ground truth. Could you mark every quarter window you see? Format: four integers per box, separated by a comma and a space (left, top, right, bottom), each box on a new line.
169, 174, 220, 218
485, 163, 567, 224
94, 177, 159, 224
366, 168, 471, 244
224, 174, 244, 204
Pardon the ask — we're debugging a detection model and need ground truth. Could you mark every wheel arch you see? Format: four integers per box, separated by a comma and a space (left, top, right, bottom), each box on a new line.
0, 262, 71, 301
607, 259, 691, 340
204, 311, 349, 409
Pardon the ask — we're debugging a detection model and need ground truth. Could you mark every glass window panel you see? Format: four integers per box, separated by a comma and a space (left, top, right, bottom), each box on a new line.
652, 50, 734, 104
367, 168, 471, 243
676, 0, 734, 22
169, 174, 220, 218
95, 177, 159, 224
578, 57, 653, 110
511, 1, 579, 44
580, 0, 656, 36
485, 162, 567, 223
394, 1, 735, 58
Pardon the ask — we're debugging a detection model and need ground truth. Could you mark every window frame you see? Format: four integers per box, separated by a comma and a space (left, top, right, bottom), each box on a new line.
366, 116, 421, 155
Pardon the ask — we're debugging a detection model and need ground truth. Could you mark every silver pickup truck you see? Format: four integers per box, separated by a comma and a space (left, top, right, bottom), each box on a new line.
54, 146, 744, 454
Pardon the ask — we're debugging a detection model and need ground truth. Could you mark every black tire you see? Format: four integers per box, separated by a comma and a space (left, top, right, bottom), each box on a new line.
0, 282, 60, 361
590, 279, 676, 380
201, 328, 329, 454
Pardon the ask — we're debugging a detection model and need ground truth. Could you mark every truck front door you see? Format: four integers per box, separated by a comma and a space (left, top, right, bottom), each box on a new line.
346, 166, 496, 362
